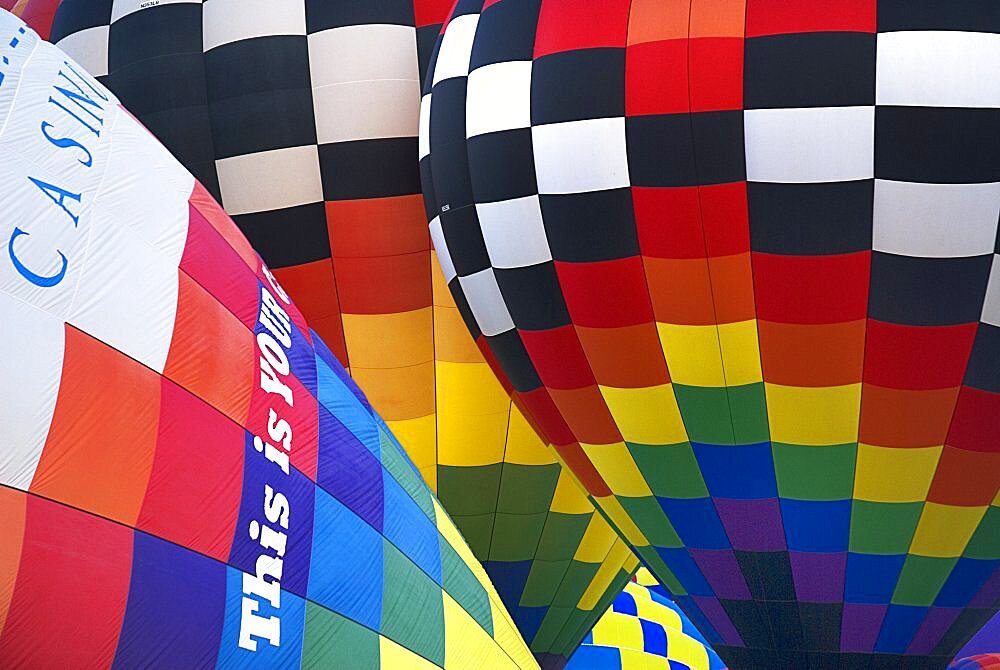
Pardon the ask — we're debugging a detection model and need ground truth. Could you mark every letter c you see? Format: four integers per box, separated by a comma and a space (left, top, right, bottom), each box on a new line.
8, 227, 68, 287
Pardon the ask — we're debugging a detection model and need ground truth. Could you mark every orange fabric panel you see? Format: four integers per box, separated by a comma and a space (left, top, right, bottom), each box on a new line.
645, 256, 717, 326
327, 195, 430, 258
271, 259, 342, 322
549, 385, 623, 446
690, 0, 747, 37
32, 327, 160, 526
164, 272, 254, 426
858, 385, 960, 448
0, 487, 26, 639
351, 362, 436, 421
708, 252, 757, 324
927, 446, 999, 507
575, 323, 671, 388
627, 0, 689, 44
342, 309, 434, 369
334, 251, 432, 315
759, 319, 866, 387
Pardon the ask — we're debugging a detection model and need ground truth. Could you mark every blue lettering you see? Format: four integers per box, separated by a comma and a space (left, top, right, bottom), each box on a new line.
40, 121, 93, 167
7, 228, 67, 288
28, 177, 81, 226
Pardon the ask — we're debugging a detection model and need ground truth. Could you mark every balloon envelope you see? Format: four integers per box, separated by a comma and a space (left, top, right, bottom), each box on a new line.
49, 1, 638, 665
419, 0, 1000, 667
0, 12, 536, 669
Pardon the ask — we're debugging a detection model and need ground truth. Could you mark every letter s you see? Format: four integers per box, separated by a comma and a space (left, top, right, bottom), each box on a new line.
263, 485, 290, 529
8, 228, 67, 287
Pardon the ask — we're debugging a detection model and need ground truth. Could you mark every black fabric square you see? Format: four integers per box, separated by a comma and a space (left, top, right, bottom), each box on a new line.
419, 158, 438, 221
965, 323, 1000, 393
440, 204, 491, 276
877, 0, 1000, 33
305, 0, 414, 32
734, 550, 797, 601
798, 602, 843, 652
319, 138, 420, 200
766, 601, 804, 652
748, 180, 874, 254
468, 128, 537, 203
868, 252, 993, 326
539, 188, 639, 263
104, 51, 207, 117
429, 77, 469, 147
430, 138, 475, 213
719, 599, 774, 649
205, 35, 312, 101
626, 114, 697, 187
875, 107, 1000, 184
530, 48, 625, 125
416, 24, 440, 89
744, 32, 876, 109
448, 277, 482, 340
232, 202, 330, 268
50, 0, 112, 43
108, 3, 202, 71
469, 0, 542, 69
485, 329, 543, 392
933, 607, 997, 657
494, 262, 571, 331
691, 110, 747, 184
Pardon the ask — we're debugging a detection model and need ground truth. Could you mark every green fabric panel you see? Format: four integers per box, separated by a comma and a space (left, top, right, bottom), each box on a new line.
496, 463, 560, 514
849, 500, 924, 554
534, 512, 591, 562
727, 382, 771, 445
618, 495, 683, 548
964, 506, 1000, 559
439, 535, 493, 635
628, 441, 708, 498
381, 538, 446, 666
301, 601, 380, 670
520, 559, 571, 607
379, 428, 435, 519
551, 606, 591, 659
773, 442, 857, 500
892, 555, 959, 606
488, 512, 548, 562
529, 605, 574, 655
672, 384, 736, 445
551, 561, 600, 608
436, 463, 502, 516
450, 513, 494, 558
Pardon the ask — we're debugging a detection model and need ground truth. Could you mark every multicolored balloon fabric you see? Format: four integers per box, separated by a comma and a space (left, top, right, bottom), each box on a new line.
951, 655, 1000, 670
48, 1, 638, 665
420, 0, 1000, 667
0, 11, 536, 669
566, 580, 728, 670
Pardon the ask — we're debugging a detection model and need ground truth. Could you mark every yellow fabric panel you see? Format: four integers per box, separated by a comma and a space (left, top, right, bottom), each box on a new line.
342, 309, 434, 368
435, 361, 510, 466
574, 512, 622, 564
656, 323, 725, 387
485, 596, 539, 670
591, 613, 644, 652
386, 415, 437, 490
443, 593, 524, 670
582, 442, 654, 497
621, 647, 671, 670
431, 251, 481, 363
633, 567, 657, 588
634, 597, 682, 633
718, 319, 764, 386
765, 383, 862, 445
854, 444, 942, 503
351, 362, 435, 421
910, 503, 988, 558
599, 384, 687, 445
504, 404, 556, 466
379, 635, 440, 670
596, 495, 651, 547
580, 540, 635, 611
550, 468, 596, 515
665, 627, 711, 670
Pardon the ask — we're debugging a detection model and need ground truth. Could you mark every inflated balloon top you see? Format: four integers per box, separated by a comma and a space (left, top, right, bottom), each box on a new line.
420, 0, 1000, 667
0, 11, 537, 668
952, 655, 1000, 670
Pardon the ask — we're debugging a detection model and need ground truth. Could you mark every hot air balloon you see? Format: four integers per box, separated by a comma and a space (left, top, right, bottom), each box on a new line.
6, 0, 57, 38
956, 612, 1000, 666
951, 656, 1000, 670
0, 12, 536, 668
566, 580, 728, 670
48, 1, 638, 665
419, 0, 1000, 667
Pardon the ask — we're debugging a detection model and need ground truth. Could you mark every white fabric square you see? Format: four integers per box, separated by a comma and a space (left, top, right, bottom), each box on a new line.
458, 268, 516, 337
477, 195, 552, 268
216, 145, 323, 215
466, 61, 532, 138
876, 31, 1000, 108
0, 292, 64, 491
982, 255, 1000, 327
203, 0, 306, 50
873, 180, 1000, 258
308, 24, 417, 86
532, 117, 630, 194
313, 79, 420, 143
55, 25, 110, 78
111, 0, 199, 24
744, 107, 875, 183
428, 215, 457, 283
432, 13, 479, 85
418, 93, 432, 159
